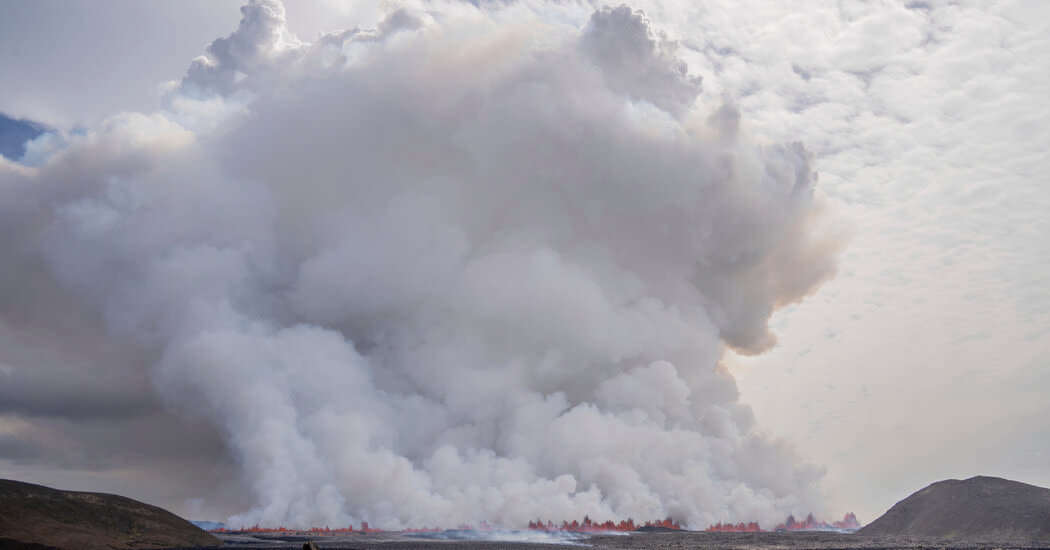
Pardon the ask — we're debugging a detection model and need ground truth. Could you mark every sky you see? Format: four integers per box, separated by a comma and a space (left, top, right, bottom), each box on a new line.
0, 0, 1048, 528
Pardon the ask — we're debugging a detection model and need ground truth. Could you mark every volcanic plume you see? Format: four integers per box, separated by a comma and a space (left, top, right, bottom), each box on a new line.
0, 0, 846, 530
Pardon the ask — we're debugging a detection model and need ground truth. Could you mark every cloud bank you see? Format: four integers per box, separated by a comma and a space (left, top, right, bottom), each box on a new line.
0, 0, 845, 528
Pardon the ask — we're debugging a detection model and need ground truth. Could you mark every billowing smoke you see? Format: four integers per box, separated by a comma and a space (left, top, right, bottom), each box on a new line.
0, 0, 845, 530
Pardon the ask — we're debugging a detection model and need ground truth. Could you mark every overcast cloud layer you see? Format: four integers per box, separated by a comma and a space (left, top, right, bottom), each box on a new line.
0, 0, 848, 528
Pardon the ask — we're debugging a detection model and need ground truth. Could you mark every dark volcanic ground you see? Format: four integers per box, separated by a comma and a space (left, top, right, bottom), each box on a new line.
162, 530, 1050, 550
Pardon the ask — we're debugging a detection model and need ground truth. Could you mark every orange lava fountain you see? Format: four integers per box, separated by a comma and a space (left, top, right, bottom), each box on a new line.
705, 513, 859, 532
210, 513, 857, 535
527, 516, 681, 532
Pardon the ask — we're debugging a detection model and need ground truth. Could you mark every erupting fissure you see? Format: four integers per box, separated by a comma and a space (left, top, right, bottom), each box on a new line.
527, 516, 680, 532
211, 513, 858, 535
706, 513, 860, 532
212, 522, 383, 534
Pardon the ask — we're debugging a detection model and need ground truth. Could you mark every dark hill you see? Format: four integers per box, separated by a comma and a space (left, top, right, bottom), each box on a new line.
0, 479, 223, 550
857, 475, 1050, 541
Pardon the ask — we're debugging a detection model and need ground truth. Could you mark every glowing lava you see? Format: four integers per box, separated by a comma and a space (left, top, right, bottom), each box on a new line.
211, 513, 857, 535
527, 516, 681, 532
775, 513, 860, 531
704, 521, 763, 532
214, 522, 383, 534
705, 513, 860, 532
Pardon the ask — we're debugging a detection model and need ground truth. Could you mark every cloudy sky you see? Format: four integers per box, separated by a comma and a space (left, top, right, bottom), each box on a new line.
0, 0, 1048, 528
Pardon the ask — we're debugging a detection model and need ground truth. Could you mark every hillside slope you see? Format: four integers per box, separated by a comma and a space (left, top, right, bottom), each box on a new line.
858, 476, 1050, 541
0, 479, 222, 550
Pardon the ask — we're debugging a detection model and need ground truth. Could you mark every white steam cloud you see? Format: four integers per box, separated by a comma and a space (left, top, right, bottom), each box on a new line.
0, 0, 845, 530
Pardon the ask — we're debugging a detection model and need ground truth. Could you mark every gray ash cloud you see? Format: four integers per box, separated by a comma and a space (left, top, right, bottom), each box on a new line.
0, 0, 846, 529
